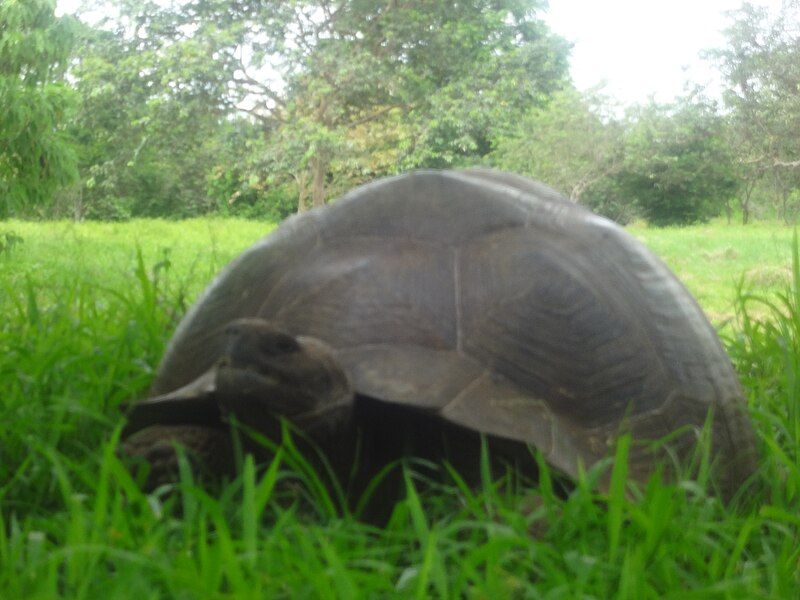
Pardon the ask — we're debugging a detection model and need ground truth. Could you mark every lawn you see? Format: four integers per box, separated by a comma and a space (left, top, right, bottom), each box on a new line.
628, 221, 796, 325
1, 217, 798, 598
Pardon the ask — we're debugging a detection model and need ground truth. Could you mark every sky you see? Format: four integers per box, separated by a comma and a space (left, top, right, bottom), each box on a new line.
57, 0, 784, 106
542, 0, 784, 105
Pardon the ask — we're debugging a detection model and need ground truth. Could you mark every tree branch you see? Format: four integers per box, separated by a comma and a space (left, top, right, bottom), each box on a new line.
737, 155, 800, 169
232, 62, 287, 111
236, 103, 283, 126
773, 158, 800, 168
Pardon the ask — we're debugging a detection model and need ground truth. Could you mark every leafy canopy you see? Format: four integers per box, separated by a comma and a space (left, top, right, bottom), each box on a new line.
618, 97, 738, 227
76, 0, 569, 211
0, 0, 79, 216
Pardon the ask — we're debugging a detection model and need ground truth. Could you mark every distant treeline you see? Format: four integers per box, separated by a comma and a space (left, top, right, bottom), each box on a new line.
2, 0, 799, 226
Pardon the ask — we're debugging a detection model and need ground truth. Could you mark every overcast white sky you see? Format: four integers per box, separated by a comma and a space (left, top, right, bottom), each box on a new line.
57, 0, 784, 106
542, 0, 785, 105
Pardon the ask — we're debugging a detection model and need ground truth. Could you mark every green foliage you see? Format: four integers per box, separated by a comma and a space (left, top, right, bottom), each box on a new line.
2, 0, 797, 227
728, 232, 800, 502
714, 2, 800, 171
707, 2, 800, 223
64, 19, 232, 220
213, 182, 297, 222
490, 88, 632, 222
204, 119, 298, 222
61, 0, 570, 216
489, 89, 744, 227
2, 219, 800, 596
617, 97, 738, 227
395, 2, 571, 170
0, 0, 79, 216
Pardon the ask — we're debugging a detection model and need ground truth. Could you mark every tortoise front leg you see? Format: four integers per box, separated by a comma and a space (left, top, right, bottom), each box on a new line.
122, 424, 234, 491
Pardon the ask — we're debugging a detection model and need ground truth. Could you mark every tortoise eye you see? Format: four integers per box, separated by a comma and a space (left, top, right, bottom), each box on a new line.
262, 333, 300, 355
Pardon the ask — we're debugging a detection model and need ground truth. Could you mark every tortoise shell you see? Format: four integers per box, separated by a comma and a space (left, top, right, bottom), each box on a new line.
134, 169, 758, 497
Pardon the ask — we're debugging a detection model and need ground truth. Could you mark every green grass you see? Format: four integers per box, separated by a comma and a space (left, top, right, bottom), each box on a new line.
1, 218, 799, 598
629, 220, 796, 325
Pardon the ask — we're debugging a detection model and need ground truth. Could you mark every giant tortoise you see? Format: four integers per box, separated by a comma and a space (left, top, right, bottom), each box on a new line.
122, 169, 758, 502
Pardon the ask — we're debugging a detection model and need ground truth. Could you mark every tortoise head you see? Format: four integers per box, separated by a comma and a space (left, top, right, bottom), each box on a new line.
220, 319, 344, 399
214, 318, 354, 437
121, 318, 353, 487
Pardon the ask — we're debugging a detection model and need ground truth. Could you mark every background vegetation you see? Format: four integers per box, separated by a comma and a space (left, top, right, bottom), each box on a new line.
2, 0, 799, 225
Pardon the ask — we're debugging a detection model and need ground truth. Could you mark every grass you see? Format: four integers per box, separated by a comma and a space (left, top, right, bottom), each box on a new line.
1, 217, 799, 598
628, 220, 796, 325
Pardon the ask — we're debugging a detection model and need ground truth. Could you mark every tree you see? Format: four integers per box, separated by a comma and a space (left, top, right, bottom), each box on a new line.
65, 16, 234, 219
617, 97, 738, 227
707, 1, 800, 222
0, 0, 78, 216
83, 0, 570, 212
489, 87, 630, 221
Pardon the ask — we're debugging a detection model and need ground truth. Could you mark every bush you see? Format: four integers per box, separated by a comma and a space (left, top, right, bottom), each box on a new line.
619, 99, 738, 227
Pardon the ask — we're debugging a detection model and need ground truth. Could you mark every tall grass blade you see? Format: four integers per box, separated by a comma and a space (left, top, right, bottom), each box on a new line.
607, 433, 630, 561
415, 529, 440, 600
241, 455, 258, 569
402, 465, 429, 542
254, 447, 283, 515
316, 532, 357, 598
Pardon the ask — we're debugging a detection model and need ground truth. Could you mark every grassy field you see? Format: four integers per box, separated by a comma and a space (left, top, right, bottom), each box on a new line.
629, 222, 797, 325
1, 218, 798, 598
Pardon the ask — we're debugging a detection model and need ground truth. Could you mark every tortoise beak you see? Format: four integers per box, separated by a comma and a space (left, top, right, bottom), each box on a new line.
122, 366, 222, 437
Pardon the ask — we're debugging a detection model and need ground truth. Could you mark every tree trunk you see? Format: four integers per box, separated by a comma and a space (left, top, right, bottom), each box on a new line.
73, 185, 84, 221
311, 151, 329, 209
293, 171, 311, 213
740, 181, 754, 225
773, 169, 792, 224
